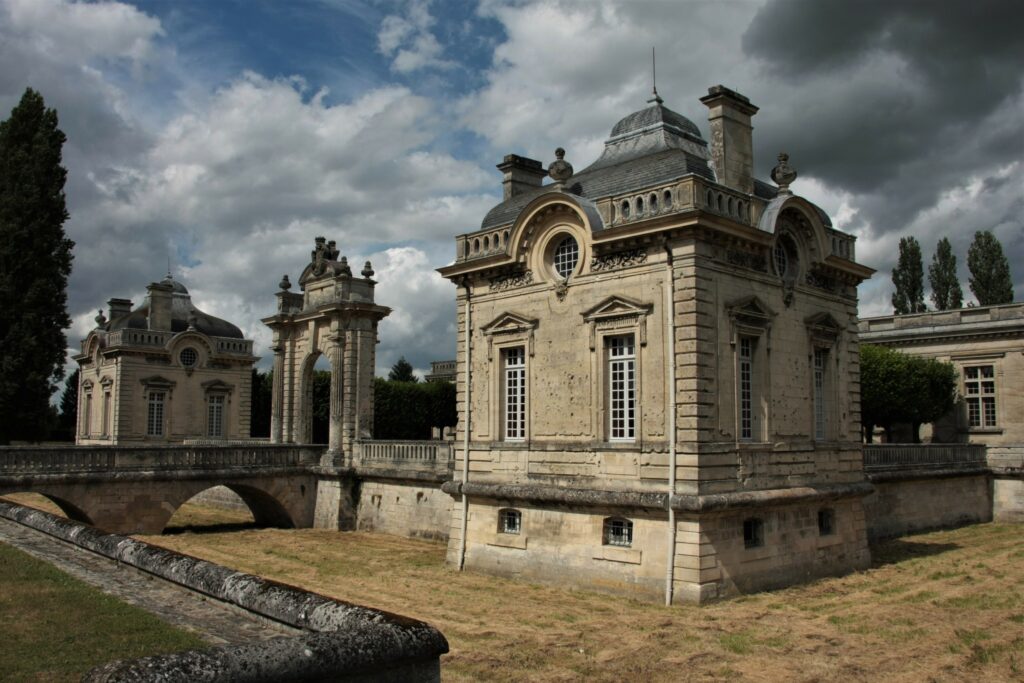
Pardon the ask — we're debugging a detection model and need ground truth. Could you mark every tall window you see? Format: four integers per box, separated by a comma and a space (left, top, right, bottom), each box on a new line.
82, 393, 92, 437
739, 337, 755, 441
102, 392, 111, 438
607, 335, 636, 441
965, 365, 997, 428
503, 347, 526, 440
207, 395, 225, 438
147, 391, 165, 437
813, 348, 828, 440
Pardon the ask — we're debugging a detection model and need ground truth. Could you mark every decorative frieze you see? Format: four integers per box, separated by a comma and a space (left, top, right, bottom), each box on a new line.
590, 248, 647, 272
725, 248, 768, 273
489, 270, 533, 292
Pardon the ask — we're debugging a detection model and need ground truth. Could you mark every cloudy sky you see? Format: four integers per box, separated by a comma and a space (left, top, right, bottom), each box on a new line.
2, 0, 1021, 380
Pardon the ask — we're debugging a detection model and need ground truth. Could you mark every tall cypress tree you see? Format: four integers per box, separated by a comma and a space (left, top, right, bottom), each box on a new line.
967, 230, 1014, 306
928, 237, 963, 310
891, 236, 926, 315
0, 89, 74, 443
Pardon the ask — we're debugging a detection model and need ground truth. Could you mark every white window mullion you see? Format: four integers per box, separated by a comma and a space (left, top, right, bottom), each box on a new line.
608, 335, 636, 441
504, 347, 526, 441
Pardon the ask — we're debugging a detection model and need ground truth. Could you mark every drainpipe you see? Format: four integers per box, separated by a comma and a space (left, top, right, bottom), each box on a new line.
458, 278, 472, 570
664, 237, 678, 606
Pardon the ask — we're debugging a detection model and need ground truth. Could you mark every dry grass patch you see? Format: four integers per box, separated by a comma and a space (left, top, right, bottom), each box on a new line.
132, 509, 1023, 683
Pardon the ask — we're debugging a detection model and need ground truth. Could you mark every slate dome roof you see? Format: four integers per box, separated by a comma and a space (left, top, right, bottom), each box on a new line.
609, 102, 703, 141
106, 276, 245, 339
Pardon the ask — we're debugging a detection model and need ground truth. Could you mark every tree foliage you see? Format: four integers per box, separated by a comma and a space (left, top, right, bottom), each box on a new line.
249, 369, 272, 438
928, 237, 963, 310
860, 344, 957, 443
0, 88, 74, 443
387, 356, 418, 382
373, 378, 456, 440
891, 236, 926, 315
54, 368, 79, 441
967, 230, 1014, 306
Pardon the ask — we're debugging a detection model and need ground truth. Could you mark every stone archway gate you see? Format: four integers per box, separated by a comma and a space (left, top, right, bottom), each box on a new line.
262, 237, 390, 463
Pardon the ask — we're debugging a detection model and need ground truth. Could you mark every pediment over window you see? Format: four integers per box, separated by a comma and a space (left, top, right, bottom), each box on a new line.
81, 379, 94, 391
201, 379, 235, 395
99, 376, 114, 388
139, 375, 176, 391
726, 296, 776, 328
481, 311, 538, 336
581, 295, 654, 323
805, 312, 843, 344
481, 311, 538, 359
581, 295, 653, 350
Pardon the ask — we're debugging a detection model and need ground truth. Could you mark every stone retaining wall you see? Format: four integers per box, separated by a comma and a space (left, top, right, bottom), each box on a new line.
989, 445, 1024, 522
0, 501, 448, 682
863, 471, 993, 540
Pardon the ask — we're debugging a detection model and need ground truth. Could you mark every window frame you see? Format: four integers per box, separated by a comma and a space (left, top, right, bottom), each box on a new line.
606, 334, 637, 442
502, 346, 527, 442
498, 508, 522, 535
964, 364, 997, 429
743, 517, 764, 549
817, 508, 835, 536
207, 394, 226, 438
813, 347, 828, 441
147, 391, 166, 437
725, 297, 775, 444
603, 517, 634, 547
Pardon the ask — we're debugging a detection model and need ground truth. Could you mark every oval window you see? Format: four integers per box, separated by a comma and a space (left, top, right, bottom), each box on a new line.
552, 235, 579, 279
180, 347, 198, 367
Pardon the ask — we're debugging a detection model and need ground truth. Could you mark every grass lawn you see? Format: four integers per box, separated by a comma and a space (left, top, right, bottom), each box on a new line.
6, 492, 1023, 681
0, 541, 207, 682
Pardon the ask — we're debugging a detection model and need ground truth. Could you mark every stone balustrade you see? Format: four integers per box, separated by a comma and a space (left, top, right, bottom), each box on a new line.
863, 443, 988, 471
0, 444, 320, 474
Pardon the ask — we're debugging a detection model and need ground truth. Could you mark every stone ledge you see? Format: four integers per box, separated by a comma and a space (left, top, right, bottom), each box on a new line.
0, 501, 448, 683
441, 480, 874, 513
867, 467, 991, 483
0, 466, 315, 487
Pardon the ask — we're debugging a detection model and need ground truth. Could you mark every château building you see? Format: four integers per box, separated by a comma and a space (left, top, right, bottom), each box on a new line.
75, 275, 256, 444
439, 85, 875, 603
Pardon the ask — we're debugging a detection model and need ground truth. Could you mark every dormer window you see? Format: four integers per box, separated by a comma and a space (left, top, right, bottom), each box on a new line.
773, 234, 799, 281
552, 235, 579, 279
179, 347, 198, 368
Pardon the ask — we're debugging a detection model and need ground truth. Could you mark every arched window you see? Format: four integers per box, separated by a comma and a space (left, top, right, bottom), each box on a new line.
649, 193, 658, 213
498, 508, 521, 535
663, 189, 673, 209
635, 196, 644, 216
621, 200, 631, 219
483, 236, 490, 252
603, 517, 633, 547
473, 238, 480, 254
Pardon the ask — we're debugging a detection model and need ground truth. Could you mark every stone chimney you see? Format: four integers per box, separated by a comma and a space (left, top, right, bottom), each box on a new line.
496, 154, 547, 200
700, 85, 759, 194
146, 282, 173, 331
107, 298, 132, 321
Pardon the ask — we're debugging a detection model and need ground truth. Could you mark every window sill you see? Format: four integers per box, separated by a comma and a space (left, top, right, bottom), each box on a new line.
488, 533, 527, 550
962, 428, 1003, 435
594, 546, 642, 565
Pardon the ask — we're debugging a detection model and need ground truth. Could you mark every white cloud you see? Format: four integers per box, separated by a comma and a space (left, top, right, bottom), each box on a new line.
377, 0, 455, 74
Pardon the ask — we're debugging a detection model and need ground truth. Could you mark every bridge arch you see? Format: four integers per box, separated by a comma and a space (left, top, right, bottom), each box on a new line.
158, 479, 305, 534
0, 491, 94, 526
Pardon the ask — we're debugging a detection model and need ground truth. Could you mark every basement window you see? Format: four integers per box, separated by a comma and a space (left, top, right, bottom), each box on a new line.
498, 508, 521, 535
743, 518, 764, 549
818, 508, 835, 536
603, 517, 633, 547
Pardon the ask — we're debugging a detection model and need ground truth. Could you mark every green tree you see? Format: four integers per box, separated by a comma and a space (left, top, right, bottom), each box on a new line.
860, 344, 957, 443
249, 369, 272, 438
388, 356, 418, 382
55, 368, 79, 441
928, 237, 963, 310
967, 230, 1014, 306
373, 377, 456, 440
0, 88, 74, 444
891, 236, 926, 314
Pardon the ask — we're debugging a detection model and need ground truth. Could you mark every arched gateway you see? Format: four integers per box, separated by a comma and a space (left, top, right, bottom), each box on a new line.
262, 238, 390, 463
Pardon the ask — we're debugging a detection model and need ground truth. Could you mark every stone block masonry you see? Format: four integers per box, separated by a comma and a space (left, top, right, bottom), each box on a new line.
0, 500, 448, 682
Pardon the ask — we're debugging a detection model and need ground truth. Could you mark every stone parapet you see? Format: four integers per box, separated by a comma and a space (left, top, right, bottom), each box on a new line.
0, 444, 321, 474
0, 501, 448, 682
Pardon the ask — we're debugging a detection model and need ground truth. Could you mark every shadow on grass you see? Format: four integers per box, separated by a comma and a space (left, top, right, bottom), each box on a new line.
870, 539, 960, 567
162, 521, 261, 535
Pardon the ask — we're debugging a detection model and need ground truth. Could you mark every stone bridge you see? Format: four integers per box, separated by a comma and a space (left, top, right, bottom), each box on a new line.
0, 444, 322, 534
0, 440, 454, 536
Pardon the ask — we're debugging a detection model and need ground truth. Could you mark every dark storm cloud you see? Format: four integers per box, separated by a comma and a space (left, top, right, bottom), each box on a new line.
742, 0, 1024, 213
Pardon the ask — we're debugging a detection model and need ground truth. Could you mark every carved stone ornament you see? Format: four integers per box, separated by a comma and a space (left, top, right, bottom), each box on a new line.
548, 148, 574, 185
770, 152, 797, 193
725, 249, 768, 273
591, 248, 648, 272
553, 279, 569, 301
489, 270, 533, 292
311, 236, 328, 276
